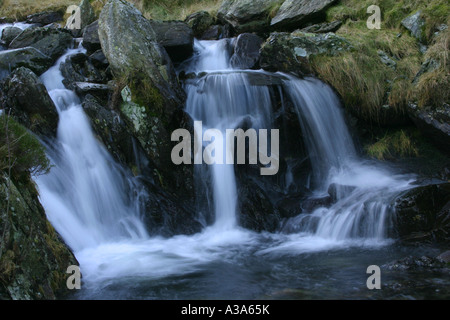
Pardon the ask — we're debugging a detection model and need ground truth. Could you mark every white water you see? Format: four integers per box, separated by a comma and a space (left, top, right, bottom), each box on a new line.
33, 39, 416, 294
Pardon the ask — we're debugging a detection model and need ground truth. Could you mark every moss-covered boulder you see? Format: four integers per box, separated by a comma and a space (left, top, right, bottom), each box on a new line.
217, 0, 281, 34
185, 11, 215, 38
0, 173, 78, 300
98, 0, 185, 121
270, 0, 337, 31
260, 31, 353, 75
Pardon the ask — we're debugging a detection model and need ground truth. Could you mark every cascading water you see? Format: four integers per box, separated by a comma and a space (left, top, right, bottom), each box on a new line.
35, 45, 149, 252
30, 38, 424, 299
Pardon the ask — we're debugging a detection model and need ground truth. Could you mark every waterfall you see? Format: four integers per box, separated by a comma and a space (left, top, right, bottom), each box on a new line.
28, 38, 416, 295
35, 46, 149, 252
180, 39, 415, 241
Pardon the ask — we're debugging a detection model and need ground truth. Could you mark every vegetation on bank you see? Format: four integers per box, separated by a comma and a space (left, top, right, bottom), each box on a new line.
0, 0, 223, 21
0, 114, 50, 179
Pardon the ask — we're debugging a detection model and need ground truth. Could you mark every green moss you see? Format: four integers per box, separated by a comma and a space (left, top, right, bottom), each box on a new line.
0, 115, 50, 178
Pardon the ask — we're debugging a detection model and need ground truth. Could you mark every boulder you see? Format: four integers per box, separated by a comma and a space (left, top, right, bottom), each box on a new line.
82, 20, 101, 54
0, 27, 22, 46
393, 182, 450, 242
0, 67, 59, 137
98, 0, 187, 177
271, 0, 337, 31
0, 47, 53, 77
8, 27, 73, 62
230, 33, 263, 69
149, 20, 194, 63
217, 0, 280, 34
185, 11, 215, 38
0, 173, 78, 300
26, 11, 63, 26
98, 0, 185, 117
260, 31, 353, 75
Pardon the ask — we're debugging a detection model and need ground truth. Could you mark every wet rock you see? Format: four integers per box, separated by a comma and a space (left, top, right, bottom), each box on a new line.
26, 11, 63, 26
59, 52, 110, 92
393, 182, 450, 242
230, 33, 263, 69
0, 27, 22, 46
200, 24, 232, 40
149, 20, 194, 63
0, 67, 58, 137
74, 82, 111, 101
82, 20, 101, 54
8, 27, 73, 62
82, 94, 138, 167
185, 11, 215, 38
217, 0, 280, 34
260, 31, 353, 75
0, 47, 53, 77
327, 183, 356, 202
383, 255, 448, 271
271, 0, 337, 31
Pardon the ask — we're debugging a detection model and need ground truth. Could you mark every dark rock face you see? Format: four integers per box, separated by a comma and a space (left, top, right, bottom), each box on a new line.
82, 20, 101, 54
8, 27, 73, 62
82, 94, 138, 167
0, 67, 59, 137
25, 11, 64, 26
230, 33, 263, 69
200, 24, 232, 40
407, 103, 450, 155
59, 52, 110, 92
271, 0, 337, 30
149, 20, 194, 63
0, 47, 53, 77
0, 173, 78, 300
393, 182, 450, 243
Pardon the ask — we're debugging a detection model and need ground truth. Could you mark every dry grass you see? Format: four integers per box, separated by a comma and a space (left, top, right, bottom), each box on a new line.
0, 0, 222, 22
0, 0, 74, 21
366, 129, 419, 160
